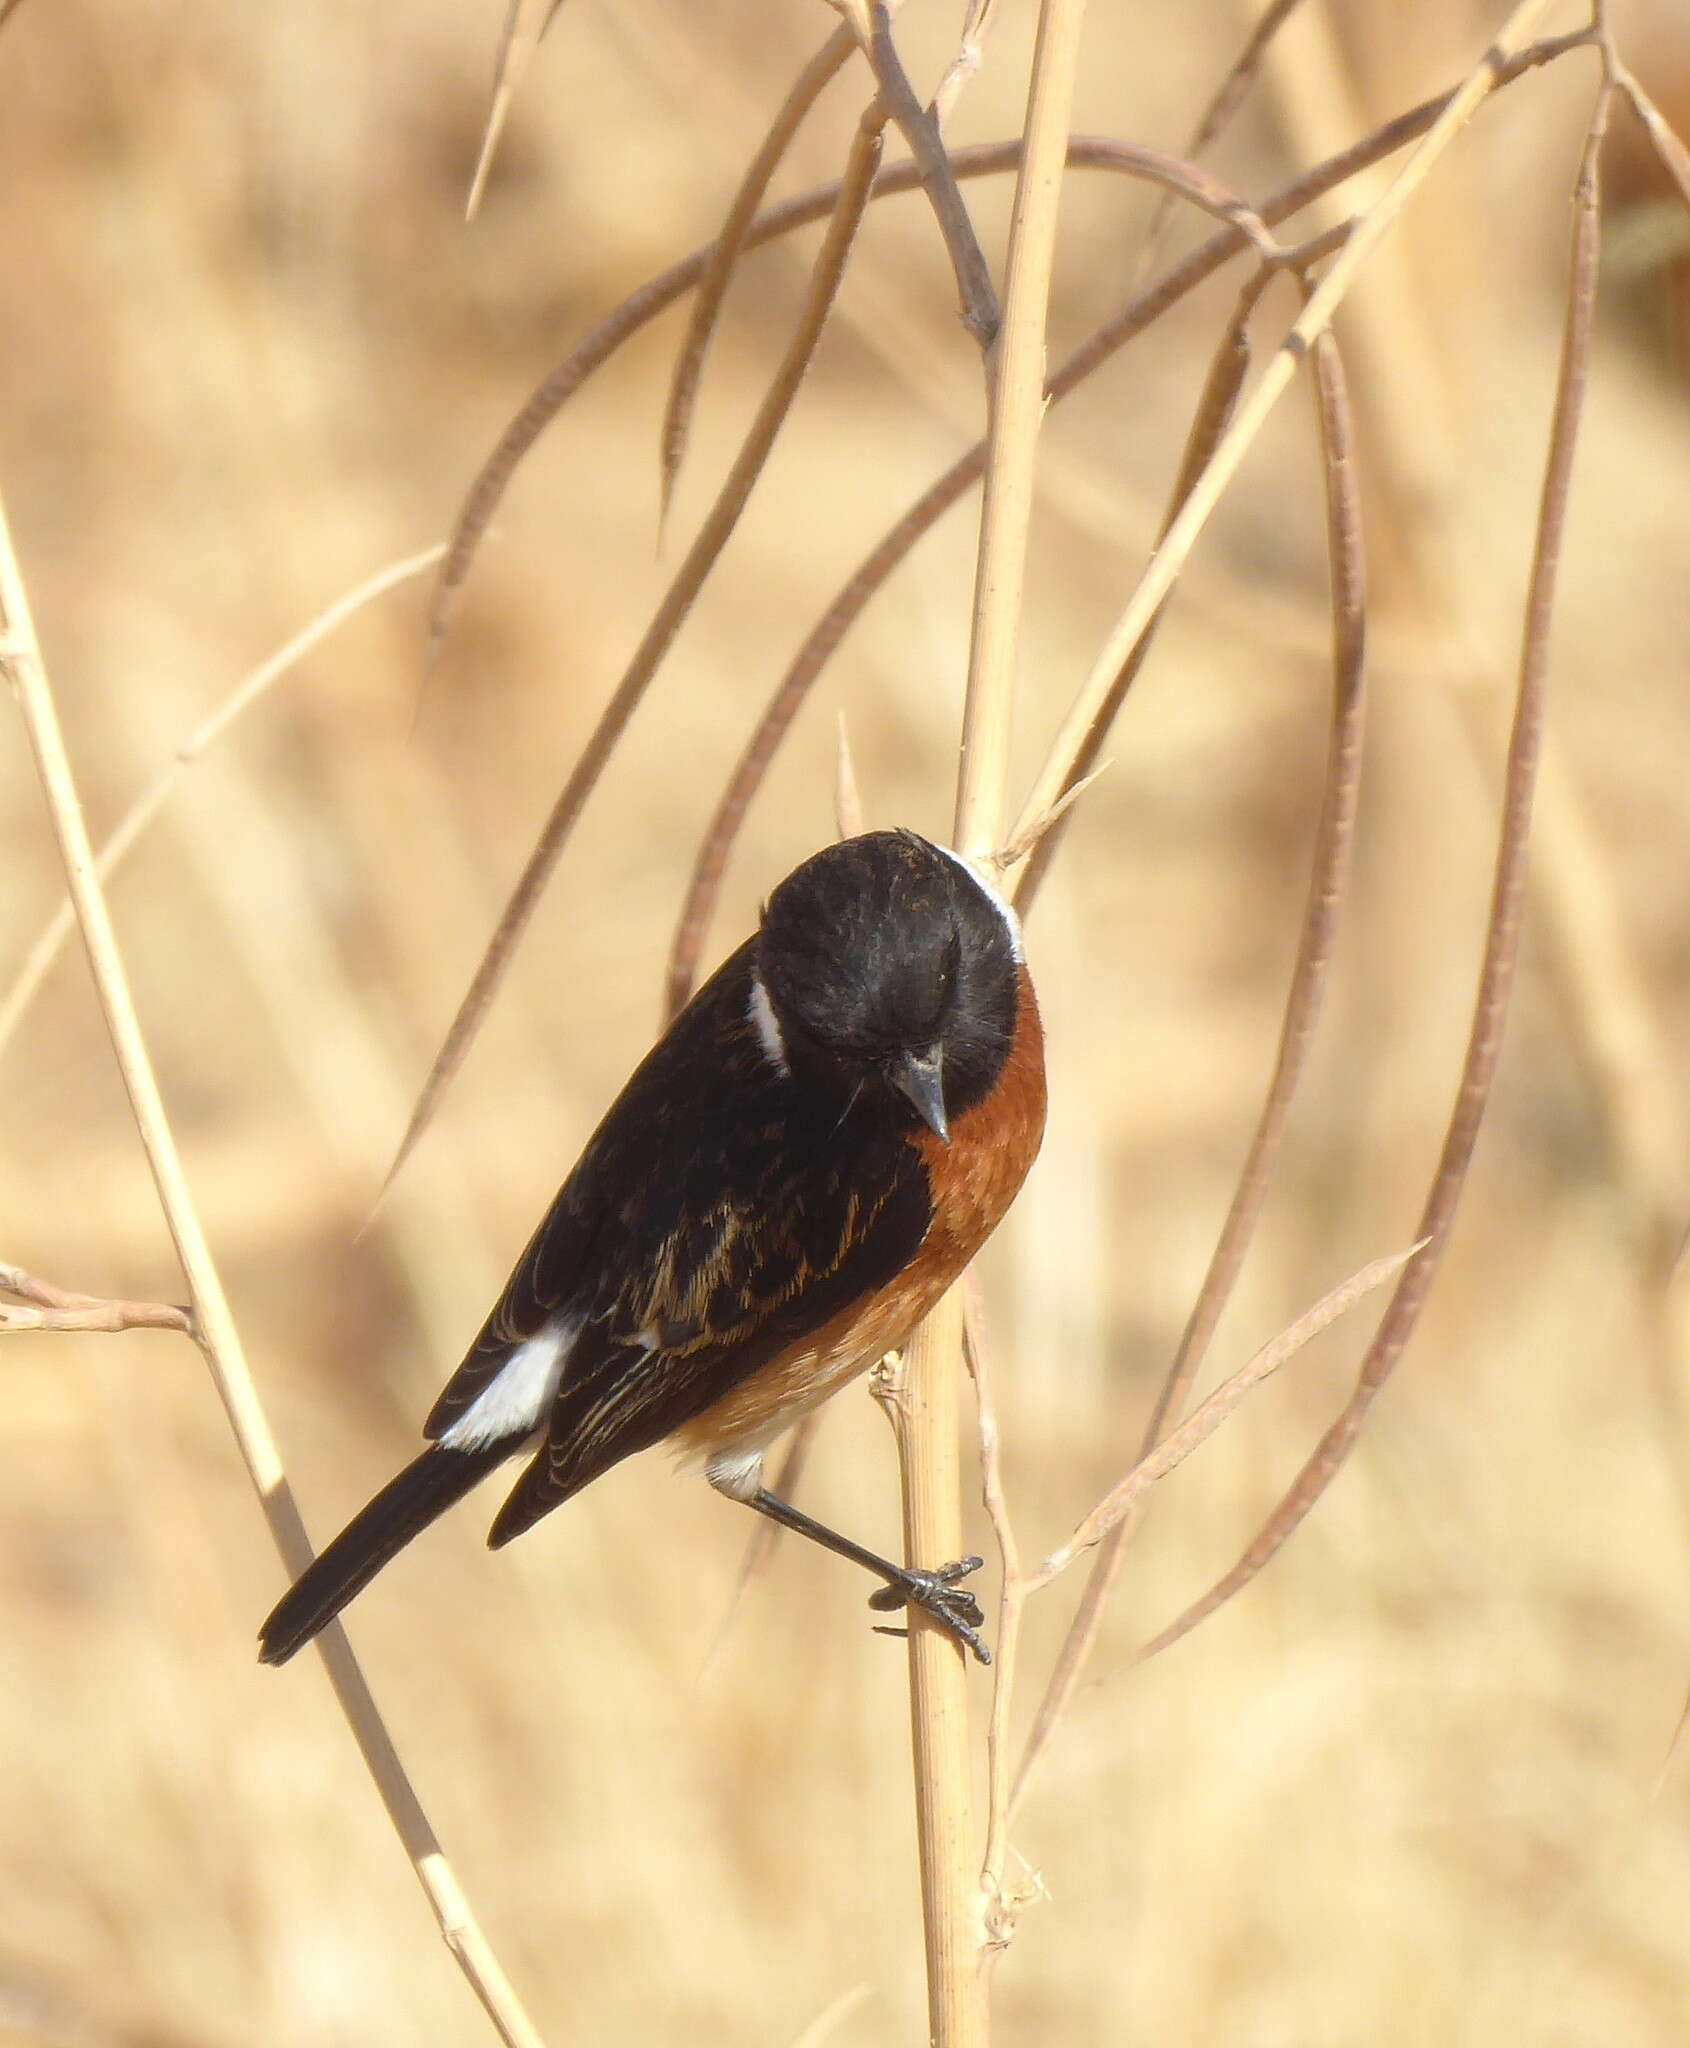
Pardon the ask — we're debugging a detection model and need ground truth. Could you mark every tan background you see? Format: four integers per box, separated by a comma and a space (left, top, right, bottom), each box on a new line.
4, 1, 1690, 2041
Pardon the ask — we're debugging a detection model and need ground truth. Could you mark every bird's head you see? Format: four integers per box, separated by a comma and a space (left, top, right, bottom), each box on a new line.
754, 829, 1023, 1141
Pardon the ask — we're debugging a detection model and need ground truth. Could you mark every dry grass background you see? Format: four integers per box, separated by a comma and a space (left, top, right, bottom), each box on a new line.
4, 1, 1690, 2041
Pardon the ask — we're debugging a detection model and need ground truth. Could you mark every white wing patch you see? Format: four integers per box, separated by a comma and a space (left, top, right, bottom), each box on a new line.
748, 969, 789, 1076
438, 1316, 577, 1450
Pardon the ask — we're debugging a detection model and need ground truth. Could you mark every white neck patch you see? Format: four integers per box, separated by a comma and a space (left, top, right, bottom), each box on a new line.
932, 841, 1024, 963
748, 969, 789, 1076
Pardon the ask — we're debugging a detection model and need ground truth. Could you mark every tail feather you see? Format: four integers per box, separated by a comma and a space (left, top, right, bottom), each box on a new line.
258, 1443, 504, 1665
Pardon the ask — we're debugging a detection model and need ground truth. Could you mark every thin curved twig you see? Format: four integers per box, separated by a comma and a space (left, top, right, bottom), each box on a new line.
0, 1261, 192, 1336
429, 130, 1304, 666
0, 490, 546, 2048
1135, 64, 1613, 1668
1010, 0, 1567, 857
1011, 300, 1368, 1804
661, 33, 1583, 1010
0, 545, 445, 1063
386, 106, 889, 1189
659, 23, 857, 523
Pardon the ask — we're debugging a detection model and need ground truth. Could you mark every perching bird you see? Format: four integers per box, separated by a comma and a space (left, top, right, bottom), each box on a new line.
259, 828, 1045, 1667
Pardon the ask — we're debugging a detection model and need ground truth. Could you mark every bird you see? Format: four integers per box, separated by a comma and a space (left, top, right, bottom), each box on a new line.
258, 828, 1046, 1667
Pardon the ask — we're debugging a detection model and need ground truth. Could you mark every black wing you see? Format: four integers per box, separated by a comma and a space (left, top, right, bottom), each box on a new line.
424, 941, 932, 1524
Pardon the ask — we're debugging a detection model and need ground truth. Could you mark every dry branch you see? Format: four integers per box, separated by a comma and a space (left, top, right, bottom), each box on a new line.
1012, 293, 1368, 1801
387, 106, 888, 1189
0, 1262, 191, 1336
0, 488, 547, 2048
660, 24, 856, 520
1136, 59, 1613, 1668
0, 544, 444, 1062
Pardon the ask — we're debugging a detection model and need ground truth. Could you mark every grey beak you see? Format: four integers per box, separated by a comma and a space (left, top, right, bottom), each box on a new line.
892, 1046, 949, 1142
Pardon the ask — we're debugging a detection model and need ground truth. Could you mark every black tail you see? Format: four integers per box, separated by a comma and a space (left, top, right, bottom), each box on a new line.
258, 1443, 504, 1665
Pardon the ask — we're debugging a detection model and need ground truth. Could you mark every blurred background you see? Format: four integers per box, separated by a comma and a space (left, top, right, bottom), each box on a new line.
4, 1, 1690, 2041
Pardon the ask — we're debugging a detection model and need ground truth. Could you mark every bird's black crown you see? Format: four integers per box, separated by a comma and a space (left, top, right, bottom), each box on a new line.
757, 829, 1021, 1128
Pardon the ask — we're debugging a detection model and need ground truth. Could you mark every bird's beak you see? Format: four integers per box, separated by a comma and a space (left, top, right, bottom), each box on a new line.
892, 1046, 949, 1143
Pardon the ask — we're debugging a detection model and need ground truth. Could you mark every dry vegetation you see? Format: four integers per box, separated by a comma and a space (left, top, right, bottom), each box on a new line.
5, 0, 1690, 2042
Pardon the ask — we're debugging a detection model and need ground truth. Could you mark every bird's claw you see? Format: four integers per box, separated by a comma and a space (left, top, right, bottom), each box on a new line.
867, 1556, 991, 1664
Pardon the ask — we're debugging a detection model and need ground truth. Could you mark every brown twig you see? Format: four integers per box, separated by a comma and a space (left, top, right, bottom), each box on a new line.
428, 39, 1582, 669
659, 24, 857, 523
1135, 60, 1613, 1669
1133, 0, 1310, 286
661, 36, 1582, 1008
841, 0, 1000, 349
1012, 285, 1368, 1803
466, 0, 565, 222
1030, 1246, 1422, 1586
1011, 0, 1566, 856
385, 103, 888, 1191
1016, 256, 1278, 909
0, 489, 547, 2047
0, 1262, 192, 1337
0, 544, 445, 1063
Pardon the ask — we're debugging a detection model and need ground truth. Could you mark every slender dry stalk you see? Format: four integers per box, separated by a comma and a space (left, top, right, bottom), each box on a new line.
1033, 1247, 1421, 1587
1012, 302, 1368, 1804
838, 0, 1000, 349
662, 38, 1581, 1005
1132, 0, 1310, 284
660, 24, 856, 521
0, 1261, 191, 1336
1010, 0, 1565, 853
1616, 66, 1690, 209
1017, 256, 1276, 909
931, 0, 1003, 128
386, 105, 888, 1190
0, 490, 546, 2046
954, 0, 1090, 857
883, 0, 1092, 2031
1136, 61, 1614, 1667
466, 0, 564, 221
965, 1284, 1027, 1961
0, 544, 444, 1062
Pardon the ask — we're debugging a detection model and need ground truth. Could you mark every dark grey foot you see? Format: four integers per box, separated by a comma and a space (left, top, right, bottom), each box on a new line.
867, 1555, 991, 1665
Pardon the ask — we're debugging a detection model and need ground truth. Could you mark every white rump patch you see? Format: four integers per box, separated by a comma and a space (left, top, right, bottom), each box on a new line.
438, 1316, 577, 1451
933, 842, 1024, 962
748, 970, 789, 1076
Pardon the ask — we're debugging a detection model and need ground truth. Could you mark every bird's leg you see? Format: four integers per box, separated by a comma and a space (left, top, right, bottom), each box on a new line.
745, 1487, 990, 1664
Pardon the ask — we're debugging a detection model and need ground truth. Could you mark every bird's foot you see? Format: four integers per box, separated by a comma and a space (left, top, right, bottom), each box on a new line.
868, 1556, 991, 1665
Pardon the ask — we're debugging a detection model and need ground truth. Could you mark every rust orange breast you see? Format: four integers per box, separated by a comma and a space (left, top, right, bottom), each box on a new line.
673, 963, 1046, 1465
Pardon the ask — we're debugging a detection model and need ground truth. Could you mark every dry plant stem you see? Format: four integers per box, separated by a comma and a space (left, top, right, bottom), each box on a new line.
428, 37, 1582, 663
663, 37, 1579, 1007
1033, 1247, 1420, 1583
1017, 259, 1271, 908
387, 107, 887, 1189
1137, 70, 1612, 1668
893, 0, 1090, 2027
0, 544, 444, 1062
0, 495, 545, 2048
931, 0, 1002, 128
1133, 0, 1309, 284
876, 1291, 984, 2044
1010, 0, 1563, 853
467, 0, 564, 221
0, 1261, 191, 1336
955, 0, 1090, 856
1616, 68, 1690, 210
842, 0, 1000, 348
660, 23, 856, 519
964, 1283, 1025, 1960
1012, 307, 1367, 1801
